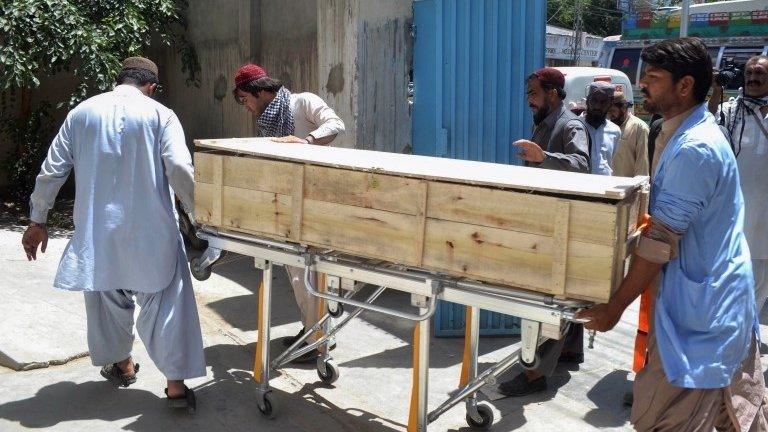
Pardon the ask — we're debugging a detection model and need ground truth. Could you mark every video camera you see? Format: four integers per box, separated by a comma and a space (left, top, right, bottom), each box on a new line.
716, 58, 743, 88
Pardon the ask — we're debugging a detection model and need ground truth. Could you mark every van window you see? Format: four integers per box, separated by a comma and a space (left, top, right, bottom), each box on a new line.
610, 49, 642, 84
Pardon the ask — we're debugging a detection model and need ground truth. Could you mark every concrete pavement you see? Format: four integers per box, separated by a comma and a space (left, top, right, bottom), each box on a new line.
1, 223, 766, 431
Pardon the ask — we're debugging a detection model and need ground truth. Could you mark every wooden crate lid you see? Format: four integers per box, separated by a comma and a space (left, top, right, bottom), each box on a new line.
195, 138, 648, 200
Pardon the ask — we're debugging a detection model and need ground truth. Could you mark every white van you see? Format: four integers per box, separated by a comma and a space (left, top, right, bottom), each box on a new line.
554, 67, 634, 112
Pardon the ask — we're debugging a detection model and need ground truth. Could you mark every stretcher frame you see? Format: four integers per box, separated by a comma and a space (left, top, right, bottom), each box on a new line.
191, 226, 592, 431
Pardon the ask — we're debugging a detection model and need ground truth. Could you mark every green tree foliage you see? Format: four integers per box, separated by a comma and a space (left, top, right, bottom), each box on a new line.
548, 0, 623, 37
0, 0, 200, 202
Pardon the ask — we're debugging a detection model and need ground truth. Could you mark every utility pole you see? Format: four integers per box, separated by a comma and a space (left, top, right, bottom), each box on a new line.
571, 0, 584, 64
679, 0, 691, 37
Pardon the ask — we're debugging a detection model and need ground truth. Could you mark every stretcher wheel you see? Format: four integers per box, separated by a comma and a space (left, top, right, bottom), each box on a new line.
190, 257, 212, 281
317, 359, 340, 384
519, 353, 540, 370
258, 391, 277, 419
328, 302, 344, 318
466, 403, 494, 430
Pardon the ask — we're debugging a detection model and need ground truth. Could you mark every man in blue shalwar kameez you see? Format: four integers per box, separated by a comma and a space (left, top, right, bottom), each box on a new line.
21, 57, 205, 412
578, 38, 768, 431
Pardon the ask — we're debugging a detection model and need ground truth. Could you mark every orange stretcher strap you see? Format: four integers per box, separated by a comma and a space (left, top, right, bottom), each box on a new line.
633, 287, 651, 373
632, 214, 652, 373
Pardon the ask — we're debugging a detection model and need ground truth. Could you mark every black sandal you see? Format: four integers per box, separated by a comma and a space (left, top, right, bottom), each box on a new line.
165, 385, 196, 415
100, 363, 140, 388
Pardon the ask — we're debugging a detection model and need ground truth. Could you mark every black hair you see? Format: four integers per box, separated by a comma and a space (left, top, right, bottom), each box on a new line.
115, 68, 159, 86
640, 37, 712, 104
235, 76, 283, 98
526, 73, 566, 100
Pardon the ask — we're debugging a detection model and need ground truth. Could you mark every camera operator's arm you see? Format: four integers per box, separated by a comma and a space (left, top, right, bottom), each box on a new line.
708, 70, 723, 115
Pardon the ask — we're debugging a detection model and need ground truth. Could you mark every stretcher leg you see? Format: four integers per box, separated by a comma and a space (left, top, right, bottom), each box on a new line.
408, 293, 432, 432
253, 260, 276, 418
461, 306, 494, 429
316, 274, 340, 384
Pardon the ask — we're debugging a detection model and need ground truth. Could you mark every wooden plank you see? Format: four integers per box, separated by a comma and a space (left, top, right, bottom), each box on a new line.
222, 155, 295, 195
422, 219, 614, 298
610, 200, 631, 296
301, 199, 421, 265
414, 181, 429, 266
194, 182, 216, 225
551, 201, 570, 296
211, 156, 223, 226
426, 182, 617, 245
194, 138, 649, 200
304, 165, 422, 215
221, 186, 292, 237
194, 152, 217, 184
290, 165, 305, 241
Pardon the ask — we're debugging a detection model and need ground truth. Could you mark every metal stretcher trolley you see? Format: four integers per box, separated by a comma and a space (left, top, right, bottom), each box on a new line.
191, 227, 592, 431
190, 138, 649, 431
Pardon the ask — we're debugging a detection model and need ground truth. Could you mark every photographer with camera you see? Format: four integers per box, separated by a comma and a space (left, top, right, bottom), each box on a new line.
709, 55, 768, 313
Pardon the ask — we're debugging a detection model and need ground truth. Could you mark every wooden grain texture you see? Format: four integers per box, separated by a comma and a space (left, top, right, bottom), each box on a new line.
222, 187, 292, 238
304, 165, 421, 214
301, 199, 421, 265
290, 165, 305, 241
193, 151, 648, 303
414, 181, 429, 266
422, 219, 614, 299
426, 182, 616, 245
195, 138, 648, 200
194, 183, 216, 225
194, 152, 217, 184
551, 201, 571, 296
223, 155, 295, 195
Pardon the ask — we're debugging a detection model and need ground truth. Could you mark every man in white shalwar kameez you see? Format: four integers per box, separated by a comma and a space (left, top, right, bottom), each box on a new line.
21, 57, 205, 412
709, 55, 768, 313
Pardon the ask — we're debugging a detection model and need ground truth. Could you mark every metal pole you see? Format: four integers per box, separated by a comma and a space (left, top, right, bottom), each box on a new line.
679, 0, 691, 37
258, 261, 273, 391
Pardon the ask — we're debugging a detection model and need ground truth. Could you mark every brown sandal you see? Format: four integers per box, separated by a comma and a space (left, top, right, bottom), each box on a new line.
165, 385, 196, 415
100, 363, 140, 387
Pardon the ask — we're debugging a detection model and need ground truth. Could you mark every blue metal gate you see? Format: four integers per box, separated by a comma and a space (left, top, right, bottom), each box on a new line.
412, 0, 546, 337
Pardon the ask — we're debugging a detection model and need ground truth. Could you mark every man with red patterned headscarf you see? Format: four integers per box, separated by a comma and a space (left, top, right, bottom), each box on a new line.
233, 64, 345, 363
233, 64, 345, 145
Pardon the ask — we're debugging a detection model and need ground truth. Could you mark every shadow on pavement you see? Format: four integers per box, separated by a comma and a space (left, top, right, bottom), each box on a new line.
0, 342, 402, 432
202, 342, 403, 432
582, 369, 633, 428
198, 253, 307, 331
0, 380, 181, 430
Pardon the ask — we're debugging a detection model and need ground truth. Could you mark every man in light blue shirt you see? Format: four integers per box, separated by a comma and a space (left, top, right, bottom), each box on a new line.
578, 38, 767, 431
21, 57, 205, 412
582, 82, 621, 176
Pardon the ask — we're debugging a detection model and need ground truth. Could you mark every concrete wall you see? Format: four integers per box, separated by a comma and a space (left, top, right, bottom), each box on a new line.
318, 0, 412, 152
155, 0, 322, 144
356, 0, 413, 153
154, 0, 254, 142
1, 0, 412, 193
260, 0, 319, 94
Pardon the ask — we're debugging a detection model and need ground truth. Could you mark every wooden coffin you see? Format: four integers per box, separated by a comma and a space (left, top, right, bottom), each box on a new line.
193, 138, 649, 303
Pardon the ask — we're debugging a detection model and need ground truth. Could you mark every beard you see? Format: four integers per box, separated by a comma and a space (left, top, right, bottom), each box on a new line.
532, 104, 551, 125
585, 111, 606, 127
610, 113, 626, 124
641, 88, 663, 115
642, 98, 660, 115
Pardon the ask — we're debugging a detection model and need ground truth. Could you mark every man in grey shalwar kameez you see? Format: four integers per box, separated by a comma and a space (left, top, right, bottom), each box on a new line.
21, 57, 205, 411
